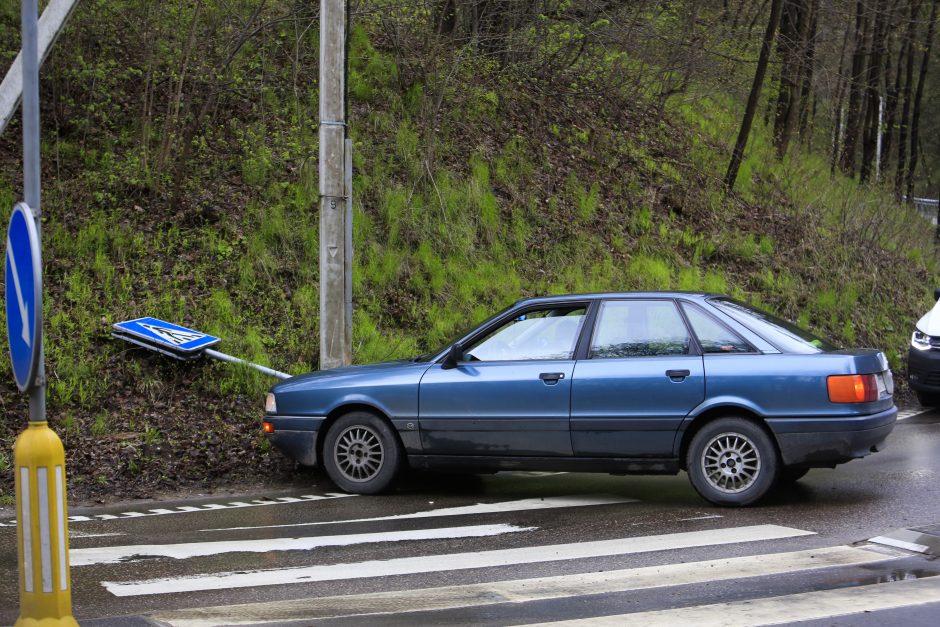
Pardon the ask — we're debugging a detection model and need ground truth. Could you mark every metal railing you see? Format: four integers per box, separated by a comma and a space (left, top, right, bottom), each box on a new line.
907, 197, 939, 225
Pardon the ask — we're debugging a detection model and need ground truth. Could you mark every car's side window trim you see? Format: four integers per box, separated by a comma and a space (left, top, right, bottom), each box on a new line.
573, 299, 602, 360
679, 300, 760, 355
586, 298, 700, 359
440, 301, 592, 364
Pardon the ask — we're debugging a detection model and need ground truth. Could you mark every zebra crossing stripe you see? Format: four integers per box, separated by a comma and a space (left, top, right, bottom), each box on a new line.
0, 493, 356, 527
148, 545, 889, 626
204, 495, 639, 533
524, 573, 940, 626
71, 523, 531, 566
101, 524, 813, 597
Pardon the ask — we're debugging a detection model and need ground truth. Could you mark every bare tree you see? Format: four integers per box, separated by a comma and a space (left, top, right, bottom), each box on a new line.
841, 0, 871, 176
896, 0, 920, 196
726, 0, 785, 190
906, 0, 939, 199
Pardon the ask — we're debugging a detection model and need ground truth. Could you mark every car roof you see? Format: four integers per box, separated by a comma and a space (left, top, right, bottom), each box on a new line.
513, 292, 722, 307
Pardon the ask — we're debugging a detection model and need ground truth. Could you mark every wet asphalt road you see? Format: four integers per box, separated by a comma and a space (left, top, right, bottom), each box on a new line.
0, 408, 939, 625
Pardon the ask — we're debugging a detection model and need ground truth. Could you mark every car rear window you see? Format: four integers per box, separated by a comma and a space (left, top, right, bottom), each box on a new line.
708, 298, 837, 354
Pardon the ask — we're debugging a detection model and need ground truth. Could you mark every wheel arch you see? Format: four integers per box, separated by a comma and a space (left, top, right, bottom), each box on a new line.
316, 403, 404, 467
678, 406, 781, 471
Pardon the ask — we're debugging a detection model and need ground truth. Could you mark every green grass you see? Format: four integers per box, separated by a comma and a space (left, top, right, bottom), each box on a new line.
0, 5, 936, 502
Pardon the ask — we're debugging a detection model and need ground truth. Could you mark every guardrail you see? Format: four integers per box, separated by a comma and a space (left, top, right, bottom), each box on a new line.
908, 197, 939, 225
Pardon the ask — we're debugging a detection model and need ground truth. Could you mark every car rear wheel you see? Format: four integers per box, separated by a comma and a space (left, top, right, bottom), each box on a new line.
687, 417, 779, 506
322, 411, 402, 494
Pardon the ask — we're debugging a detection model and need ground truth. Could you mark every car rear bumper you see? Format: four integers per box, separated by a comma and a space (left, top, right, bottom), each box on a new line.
768, 406, 897, 466
263, 415, 325, 467
908, 347, 940, 392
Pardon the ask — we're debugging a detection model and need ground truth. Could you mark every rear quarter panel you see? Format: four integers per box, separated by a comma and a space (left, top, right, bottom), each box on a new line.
692, 353, 894, 419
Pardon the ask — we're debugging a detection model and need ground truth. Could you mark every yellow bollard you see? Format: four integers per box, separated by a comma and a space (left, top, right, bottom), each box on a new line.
14, 421, 77, 627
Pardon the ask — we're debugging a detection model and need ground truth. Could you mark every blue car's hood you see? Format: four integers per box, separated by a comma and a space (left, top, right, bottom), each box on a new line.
272, 360, 421, 392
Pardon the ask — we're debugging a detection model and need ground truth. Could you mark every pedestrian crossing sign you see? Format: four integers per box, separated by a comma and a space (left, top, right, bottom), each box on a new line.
112, 317, 220, 355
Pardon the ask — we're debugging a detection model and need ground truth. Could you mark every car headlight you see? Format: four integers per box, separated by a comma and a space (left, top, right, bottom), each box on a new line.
911, 330, 932, 351
264, 392, 277, 413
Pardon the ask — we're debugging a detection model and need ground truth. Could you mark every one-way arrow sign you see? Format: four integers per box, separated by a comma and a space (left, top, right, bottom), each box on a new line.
112, 317, 220, 355
5, 202, 42, 391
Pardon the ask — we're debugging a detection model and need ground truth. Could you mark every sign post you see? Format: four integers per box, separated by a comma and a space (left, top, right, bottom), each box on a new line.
5, 1, 77, 624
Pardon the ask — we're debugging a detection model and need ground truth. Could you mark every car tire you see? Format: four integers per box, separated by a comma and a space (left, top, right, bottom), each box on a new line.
322, 411, 402, 494
686, 417, 780, 507
916, 391, 940, 407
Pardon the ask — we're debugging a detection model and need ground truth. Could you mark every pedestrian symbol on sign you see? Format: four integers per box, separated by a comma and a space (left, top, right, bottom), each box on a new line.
139, 322, 204, 346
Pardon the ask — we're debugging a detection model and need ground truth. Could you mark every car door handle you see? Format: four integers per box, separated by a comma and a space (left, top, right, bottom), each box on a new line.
666, 369, 691, 380
539, 372, 565, 384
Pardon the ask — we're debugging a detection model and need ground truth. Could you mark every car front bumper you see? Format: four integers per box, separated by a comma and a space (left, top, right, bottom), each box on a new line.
264, 415, 325, 467
767, 406, 897, 467
908, 346, 940, 393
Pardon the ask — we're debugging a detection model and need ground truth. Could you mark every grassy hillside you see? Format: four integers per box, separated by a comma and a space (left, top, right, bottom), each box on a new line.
0, 2, 936, 503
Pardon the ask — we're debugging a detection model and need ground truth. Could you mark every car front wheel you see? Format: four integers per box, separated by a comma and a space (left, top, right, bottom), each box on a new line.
687, 417, 779, 506
322, 411, 402, 494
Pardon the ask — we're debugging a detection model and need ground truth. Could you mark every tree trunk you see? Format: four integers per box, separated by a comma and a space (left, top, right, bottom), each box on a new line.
831, 25, 852, 174
880, 16, 906, 178
798, 0, 821, 143
841, 0, 871, 176
906, 0, 939, 200
773, 0, 809, 158
861, 0, 890, 182
896, 0, 919, 197
726, 0, 785, 191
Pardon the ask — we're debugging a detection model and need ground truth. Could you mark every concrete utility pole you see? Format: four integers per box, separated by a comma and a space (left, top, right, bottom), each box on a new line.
319, 0, 352, 369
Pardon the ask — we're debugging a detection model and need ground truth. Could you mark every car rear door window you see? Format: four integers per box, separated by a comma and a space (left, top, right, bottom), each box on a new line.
465, 305, 587, 361
590, 300, 690, 358
681, 302, 753, 353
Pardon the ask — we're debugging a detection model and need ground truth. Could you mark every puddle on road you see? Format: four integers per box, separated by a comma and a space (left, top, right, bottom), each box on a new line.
832, 568, 940, 589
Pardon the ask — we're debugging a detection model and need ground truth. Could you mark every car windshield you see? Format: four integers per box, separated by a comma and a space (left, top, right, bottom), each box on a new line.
411, 303, 516, 362
708, 298, 838, 354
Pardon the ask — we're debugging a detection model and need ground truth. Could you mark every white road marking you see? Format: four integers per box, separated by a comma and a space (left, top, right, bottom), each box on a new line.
204, 495, 638, 533
69, 531, 126, 539
0, 493, 357, 527
869, 535, 930, 554
148, 546, 891, 626
897, 408, 931, 421
524, 575, 940, 626
102, 524, 813, 597
72, 523, 531, 566
676, 515, 723, 522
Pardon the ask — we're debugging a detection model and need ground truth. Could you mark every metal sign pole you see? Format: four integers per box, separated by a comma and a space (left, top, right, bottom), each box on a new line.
10, 0, 76, 623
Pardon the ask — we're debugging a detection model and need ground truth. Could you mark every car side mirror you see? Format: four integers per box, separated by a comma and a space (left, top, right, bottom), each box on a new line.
441, 342, 463, 370
934, 288, 940, 302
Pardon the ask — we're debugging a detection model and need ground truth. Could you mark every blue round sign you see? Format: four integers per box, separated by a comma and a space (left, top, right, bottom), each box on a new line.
5, 202, 42, 391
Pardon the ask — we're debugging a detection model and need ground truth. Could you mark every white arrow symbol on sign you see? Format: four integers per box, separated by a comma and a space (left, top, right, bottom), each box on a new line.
6, 236, 31, 347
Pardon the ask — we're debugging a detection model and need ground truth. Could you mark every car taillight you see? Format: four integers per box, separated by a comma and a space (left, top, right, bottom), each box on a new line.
827, 374, 878, 403
262, 421, 275, 434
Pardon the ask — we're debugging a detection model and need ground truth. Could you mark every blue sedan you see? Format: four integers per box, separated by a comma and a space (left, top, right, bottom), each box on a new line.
263, 293, 896, 506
